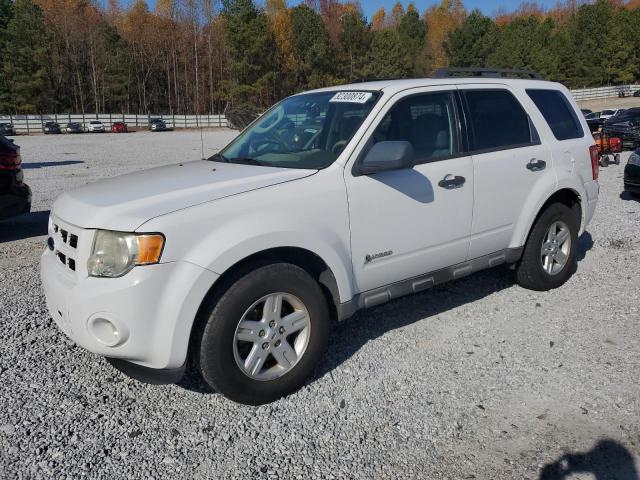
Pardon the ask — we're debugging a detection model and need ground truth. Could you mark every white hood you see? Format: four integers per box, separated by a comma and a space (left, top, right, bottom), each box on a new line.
53, 160, 316, 231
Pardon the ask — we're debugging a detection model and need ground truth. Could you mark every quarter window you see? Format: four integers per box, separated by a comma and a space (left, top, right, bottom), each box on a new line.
464, 89, 535, 152
372, 91, 459, 163
527, 89, 584, 141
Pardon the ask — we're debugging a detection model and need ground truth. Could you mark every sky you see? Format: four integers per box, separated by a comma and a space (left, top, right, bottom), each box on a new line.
352, 1, 559, 19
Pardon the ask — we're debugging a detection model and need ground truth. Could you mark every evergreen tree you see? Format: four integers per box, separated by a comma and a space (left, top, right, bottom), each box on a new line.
0, 0, 51, 113
338, 9, 370, 82
398, 4, 426, 75
222, 0, 277, 104
364, 29, 411, 80
446, 10, 495, 68
290, 4, 334, 88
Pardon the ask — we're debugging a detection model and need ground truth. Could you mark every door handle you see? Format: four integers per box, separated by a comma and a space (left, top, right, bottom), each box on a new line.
438, 174, 466, 189
526, 158, 546, 171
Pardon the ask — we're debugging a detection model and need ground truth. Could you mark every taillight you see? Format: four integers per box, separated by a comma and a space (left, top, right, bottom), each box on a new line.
589, 145, 599, 180
0, 149, 21, 170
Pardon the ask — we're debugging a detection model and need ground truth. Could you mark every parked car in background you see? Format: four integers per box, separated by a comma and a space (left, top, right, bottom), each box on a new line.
603, 108, 640, 150
65, 122, 83, 134
600, 109, 622, 120
0, 135, 31, 220
581, 109, 593, 116
87, 121, 105, 133
0, 123, 16, 136
624, 148, 640, 197
42, 72, 599, 405
149, 118, 168, 131
111, 121, 128, 133
43, 122, 61, 134
633, 90, 640, 97
585, 111, 604, 133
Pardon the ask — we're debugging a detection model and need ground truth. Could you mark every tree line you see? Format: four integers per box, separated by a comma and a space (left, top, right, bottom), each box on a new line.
0, 0, 639, 115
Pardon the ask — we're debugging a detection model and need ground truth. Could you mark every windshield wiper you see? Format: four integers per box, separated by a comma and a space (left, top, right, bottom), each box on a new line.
228, 157, 271, 167
208, 152, 229, 162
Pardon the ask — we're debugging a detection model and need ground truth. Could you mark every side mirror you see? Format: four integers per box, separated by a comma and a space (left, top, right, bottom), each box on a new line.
357, 141, 415, 176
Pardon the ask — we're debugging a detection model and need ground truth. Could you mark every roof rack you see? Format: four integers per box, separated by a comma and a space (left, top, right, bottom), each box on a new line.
433, 67, 544, 80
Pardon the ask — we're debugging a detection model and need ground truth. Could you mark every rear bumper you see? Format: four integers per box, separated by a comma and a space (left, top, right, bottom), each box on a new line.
0, 174, 31, 220
583, 179, 599, 229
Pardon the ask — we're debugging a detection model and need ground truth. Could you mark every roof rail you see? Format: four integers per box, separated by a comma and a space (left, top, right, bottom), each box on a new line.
433, 67, 544, 80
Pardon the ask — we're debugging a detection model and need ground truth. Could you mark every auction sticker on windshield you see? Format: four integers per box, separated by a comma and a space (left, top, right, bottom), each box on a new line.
330, 92, 373, 104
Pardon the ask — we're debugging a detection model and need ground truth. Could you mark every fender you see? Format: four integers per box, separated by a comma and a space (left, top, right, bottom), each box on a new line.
201, 230, 354, 303
139, 169, 355, 303
510, 179, 587, 250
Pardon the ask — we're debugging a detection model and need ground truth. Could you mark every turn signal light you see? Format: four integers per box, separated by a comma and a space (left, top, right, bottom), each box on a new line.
136, 234, 165, 265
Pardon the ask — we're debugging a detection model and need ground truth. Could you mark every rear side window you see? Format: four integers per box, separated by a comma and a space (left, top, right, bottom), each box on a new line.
463, 89, 535, 152
527, 89, 584, 141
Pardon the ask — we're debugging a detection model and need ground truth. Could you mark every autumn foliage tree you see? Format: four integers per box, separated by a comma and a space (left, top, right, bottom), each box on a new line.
1, 0, 640, 114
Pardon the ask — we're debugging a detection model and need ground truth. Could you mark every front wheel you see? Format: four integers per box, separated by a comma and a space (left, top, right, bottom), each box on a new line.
194, 263, 330, 405
516, 203, 579, 291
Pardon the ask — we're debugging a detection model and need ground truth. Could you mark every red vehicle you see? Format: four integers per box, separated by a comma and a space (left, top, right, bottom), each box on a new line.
111, 122, 128, 133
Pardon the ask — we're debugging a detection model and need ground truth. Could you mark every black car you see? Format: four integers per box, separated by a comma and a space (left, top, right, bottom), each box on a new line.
43, 122, 61, 134
0, 135, 31, 220
0, 123, 15, 135
603, 108, 640, 150
581, 108, 593, 117
585, 112, 604, 133
624, 148, 640, 197
149, 118, 168, 131
65, 122, 83, 134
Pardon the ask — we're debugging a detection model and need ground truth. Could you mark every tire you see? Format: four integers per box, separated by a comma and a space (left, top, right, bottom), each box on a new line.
194, 263, 330, 405
614, 153, 621, 165
516, 203, 579, 291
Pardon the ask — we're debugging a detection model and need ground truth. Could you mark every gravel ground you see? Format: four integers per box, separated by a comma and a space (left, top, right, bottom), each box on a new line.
0, 131, 639, 479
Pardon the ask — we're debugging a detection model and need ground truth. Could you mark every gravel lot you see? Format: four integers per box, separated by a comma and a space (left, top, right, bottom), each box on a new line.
0, 131, 639, 479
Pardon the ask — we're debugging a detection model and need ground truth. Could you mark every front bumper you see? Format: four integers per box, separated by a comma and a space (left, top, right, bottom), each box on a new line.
624, 163, 640, 193
41, 241, 219, 374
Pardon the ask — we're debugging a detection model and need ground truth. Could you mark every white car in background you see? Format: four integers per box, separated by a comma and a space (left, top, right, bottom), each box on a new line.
600, 109, 623, 120
87, 121, 105, 133
41, 69, 599, 405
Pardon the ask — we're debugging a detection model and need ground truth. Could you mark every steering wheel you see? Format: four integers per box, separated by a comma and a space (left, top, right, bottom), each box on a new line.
253, 106, 285, 134
331, 140, 348, 156
252, 130, 290, 154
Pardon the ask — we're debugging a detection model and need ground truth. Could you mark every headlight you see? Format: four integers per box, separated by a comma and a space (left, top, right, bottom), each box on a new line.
87, 230, 165, 278
629, 152, 640, 166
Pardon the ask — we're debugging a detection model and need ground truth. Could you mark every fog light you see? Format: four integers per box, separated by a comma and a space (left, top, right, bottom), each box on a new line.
88, 315, 128, 347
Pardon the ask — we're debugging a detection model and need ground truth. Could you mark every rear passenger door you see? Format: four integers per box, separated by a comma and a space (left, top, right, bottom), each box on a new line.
461, 86, 555, 259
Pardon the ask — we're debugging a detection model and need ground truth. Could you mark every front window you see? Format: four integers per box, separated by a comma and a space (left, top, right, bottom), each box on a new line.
213, 91, 381, 169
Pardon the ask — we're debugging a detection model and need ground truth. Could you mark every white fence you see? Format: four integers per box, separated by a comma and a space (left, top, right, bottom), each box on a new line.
2, 84, 640, 134
0, 113, 229, 134
570, 84, 640, 101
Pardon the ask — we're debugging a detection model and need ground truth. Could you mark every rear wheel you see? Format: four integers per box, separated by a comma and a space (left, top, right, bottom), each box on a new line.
516, 203, 579, 291
195, 263, 330, 405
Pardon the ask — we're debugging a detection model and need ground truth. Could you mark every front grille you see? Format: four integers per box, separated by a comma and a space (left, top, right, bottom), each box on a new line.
51, 217, 83, 275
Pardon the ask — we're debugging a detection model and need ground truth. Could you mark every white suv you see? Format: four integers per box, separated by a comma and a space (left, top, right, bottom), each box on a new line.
41, 70, 599, 405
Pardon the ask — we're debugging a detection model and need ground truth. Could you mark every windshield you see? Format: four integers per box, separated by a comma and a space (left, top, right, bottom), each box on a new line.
213, 90, 381, 169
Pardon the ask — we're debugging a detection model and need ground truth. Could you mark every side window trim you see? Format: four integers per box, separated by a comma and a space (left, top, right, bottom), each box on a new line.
460, 88, 541, 155
352, 89, 467, 176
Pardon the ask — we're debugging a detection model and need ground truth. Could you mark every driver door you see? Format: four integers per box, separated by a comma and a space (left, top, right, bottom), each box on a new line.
345, 87, 474, 294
